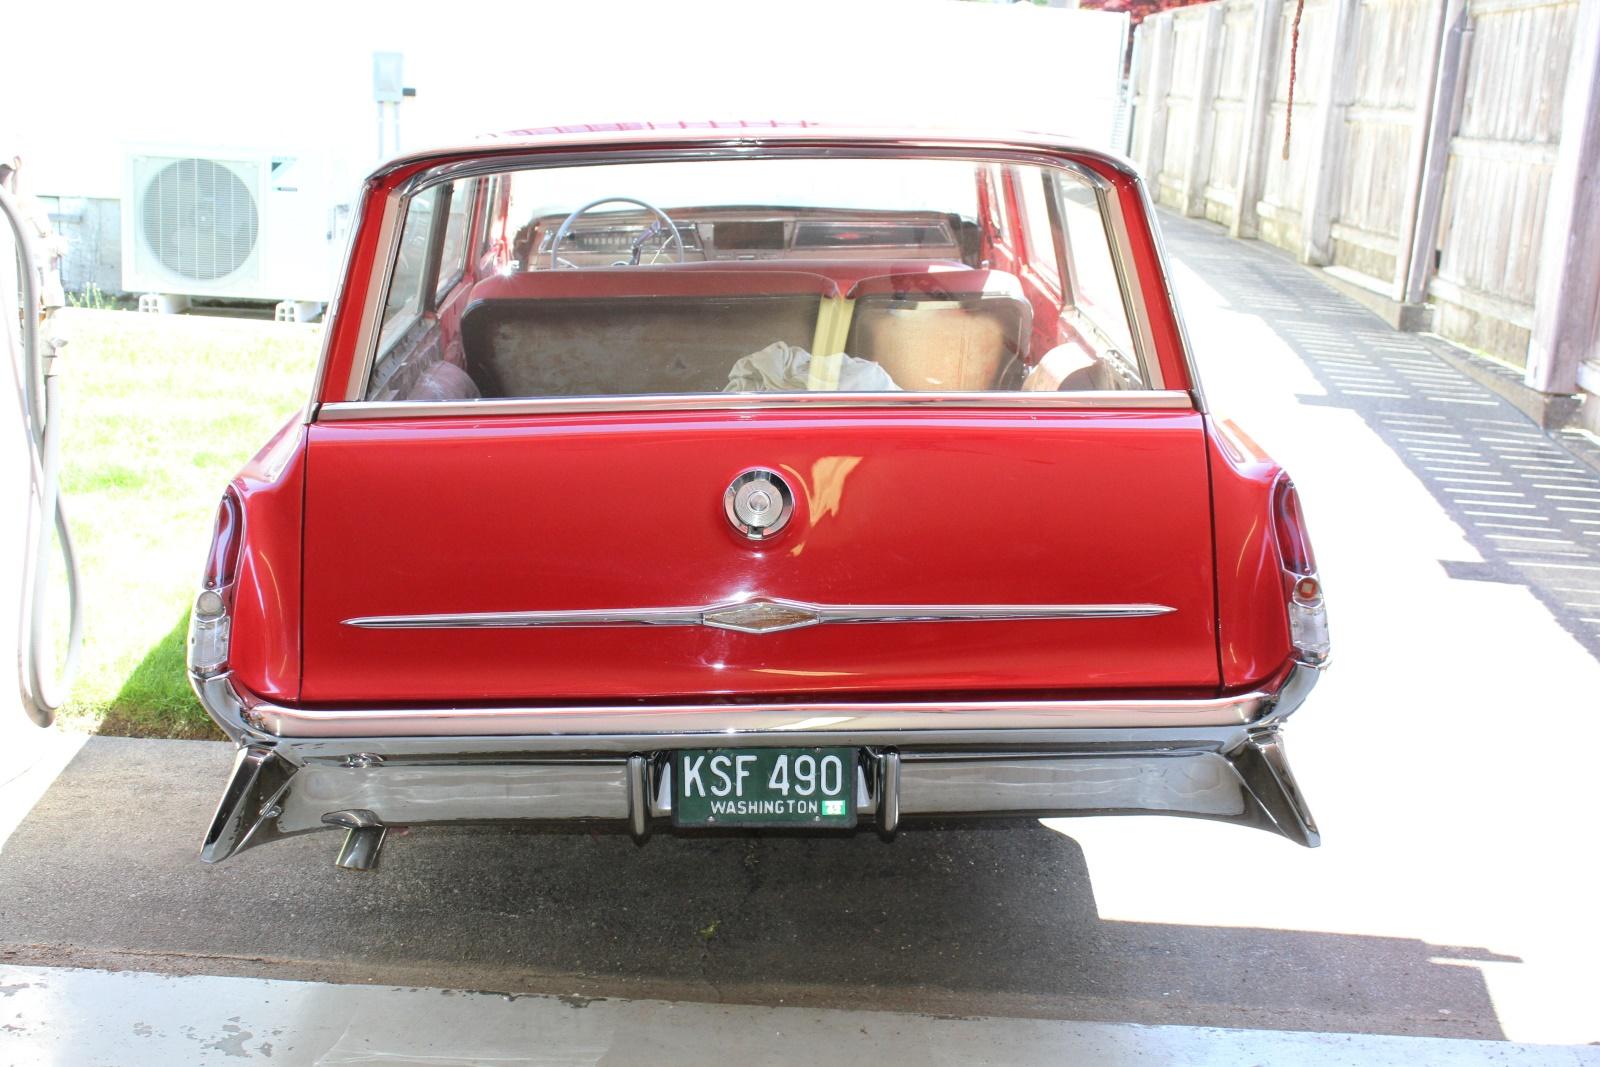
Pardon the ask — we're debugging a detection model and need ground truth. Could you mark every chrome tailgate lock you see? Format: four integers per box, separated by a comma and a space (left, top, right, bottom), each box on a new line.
724, 469, 795, 540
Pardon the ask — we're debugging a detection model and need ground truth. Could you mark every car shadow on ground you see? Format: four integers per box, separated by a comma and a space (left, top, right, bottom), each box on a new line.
0, 737, 1511, 1041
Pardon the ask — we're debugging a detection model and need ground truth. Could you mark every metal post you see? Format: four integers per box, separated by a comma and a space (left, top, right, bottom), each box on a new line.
1391, 0, 1457, 311
626, 753, 651, 841
1524, 0, 1600, 396
1401, 0, 1470, 310
878, 751, 901, 839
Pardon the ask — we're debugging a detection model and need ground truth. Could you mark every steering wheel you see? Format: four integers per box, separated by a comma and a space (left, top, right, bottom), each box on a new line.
548, 196, 685, 270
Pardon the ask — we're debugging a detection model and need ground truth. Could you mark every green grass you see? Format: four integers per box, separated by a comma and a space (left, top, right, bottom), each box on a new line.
48, 308, 320, 738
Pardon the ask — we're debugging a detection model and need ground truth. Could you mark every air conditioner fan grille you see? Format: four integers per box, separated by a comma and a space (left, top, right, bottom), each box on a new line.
141, 158, 259, 281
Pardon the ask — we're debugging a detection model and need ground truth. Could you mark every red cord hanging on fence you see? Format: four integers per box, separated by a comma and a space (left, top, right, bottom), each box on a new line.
1283, 0, 1305, 159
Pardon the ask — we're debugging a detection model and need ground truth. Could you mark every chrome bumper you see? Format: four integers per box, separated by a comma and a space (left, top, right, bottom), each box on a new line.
193, 663, 1323, 867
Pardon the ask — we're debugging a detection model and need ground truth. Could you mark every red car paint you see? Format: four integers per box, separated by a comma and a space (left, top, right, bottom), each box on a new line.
298, 409, 1219, 703
222, 416, 306, 702
1207, 418, 1297, 688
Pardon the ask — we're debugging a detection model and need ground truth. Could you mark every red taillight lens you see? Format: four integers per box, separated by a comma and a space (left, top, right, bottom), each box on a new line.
191, 490, 242, 678
1272, 477, 1330, 665
202, 489, 243, 591
1272, 478, 1317, 576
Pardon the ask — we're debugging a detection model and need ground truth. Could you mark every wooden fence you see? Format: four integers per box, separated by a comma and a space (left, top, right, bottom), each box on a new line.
1130, 0, 1600, 407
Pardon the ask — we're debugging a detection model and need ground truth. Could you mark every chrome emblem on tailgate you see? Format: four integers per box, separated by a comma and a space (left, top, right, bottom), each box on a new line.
702, 598, 821, 634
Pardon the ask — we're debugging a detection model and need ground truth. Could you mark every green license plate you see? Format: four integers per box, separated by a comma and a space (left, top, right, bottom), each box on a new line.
674, 748, 857, 828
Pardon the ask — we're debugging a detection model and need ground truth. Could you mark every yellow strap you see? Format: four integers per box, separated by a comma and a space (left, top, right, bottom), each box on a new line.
806, 296, 855, 391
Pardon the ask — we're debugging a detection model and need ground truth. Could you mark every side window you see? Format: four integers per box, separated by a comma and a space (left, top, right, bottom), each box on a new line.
379, 184, 440, 348
434, 179, 476, 302
1017, 171, 1062, 294
981, 165, 1011, 247
479, 175, 501, 260
1057, 173, 1136, 357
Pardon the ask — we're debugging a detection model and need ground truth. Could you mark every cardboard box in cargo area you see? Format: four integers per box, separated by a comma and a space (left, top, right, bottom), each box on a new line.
858, 303, 1009, 391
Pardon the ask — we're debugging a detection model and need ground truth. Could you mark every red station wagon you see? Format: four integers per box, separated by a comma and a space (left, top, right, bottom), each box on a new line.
188, 124, 1330, 870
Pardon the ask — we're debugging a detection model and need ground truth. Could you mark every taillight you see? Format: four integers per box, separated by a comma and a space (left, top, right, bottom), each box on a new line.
202, 488, 242, 590
1272, 477, 1317, 575
1272, 478, 1330, 666
189, 490, 242, 678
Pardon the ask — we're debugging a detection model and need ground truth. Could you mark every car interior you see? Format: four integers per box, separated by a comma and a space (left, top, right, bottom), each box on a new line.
364, 159, 1148, 403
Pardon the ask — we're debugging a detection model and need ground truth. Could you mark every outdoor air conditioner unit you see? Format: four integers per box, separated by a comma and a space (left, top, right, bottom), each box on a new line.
122, 148, 344, 316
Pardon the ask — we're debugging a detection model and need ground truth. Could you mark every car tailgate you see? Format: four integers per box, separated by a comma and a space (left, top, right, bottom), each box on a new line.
298, 408, 1218, 703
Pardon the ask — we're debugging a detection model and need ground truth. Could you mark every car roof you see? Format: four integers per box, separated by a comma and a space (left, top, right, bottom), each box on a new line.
368, 122, 1141, 186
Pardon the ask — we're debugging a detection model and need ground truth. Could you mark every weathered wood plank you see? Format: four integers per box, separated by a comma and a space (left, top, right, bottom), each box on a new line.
1231, 0, 1286, 237
1183, 3, 1229, 215
1131, 15, 1177, 182
1199, 0, 1259, 225
1133, 0, 1591, 381
1429, 0, 1580, 365
1300, 0, 1363, 264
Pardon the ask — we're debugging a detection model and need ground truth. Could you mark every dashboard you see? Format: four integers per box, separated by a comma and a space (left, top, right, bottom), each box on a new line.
517, 207, 969, 269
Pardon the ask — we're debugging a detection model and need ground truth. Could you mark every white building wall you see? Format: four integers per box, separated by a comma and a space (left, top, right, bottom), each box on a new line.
1, 0, 1131, 302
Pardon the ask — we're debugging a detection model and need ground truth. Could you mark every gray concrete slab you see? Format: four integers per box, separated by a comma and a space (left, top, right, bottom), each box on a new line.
5, 964, 1598, 1067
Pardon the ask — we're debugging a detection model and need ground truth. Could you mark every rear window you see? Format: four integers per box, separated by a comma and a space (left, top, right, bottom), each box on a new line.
363, 154, 1152, 403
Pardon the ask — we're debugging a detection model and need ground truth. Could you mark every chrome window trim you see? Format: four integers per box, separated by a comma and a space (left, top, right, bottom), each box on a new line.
393, 145, 1112, 203
329, 142, 1172, 412
343, 188, 403, 403
342, 597, 1177, 632
1092, 178, 1163, 390
314, 389, 1195, 421
477, 174, 500, 260
431, 177, 477, 304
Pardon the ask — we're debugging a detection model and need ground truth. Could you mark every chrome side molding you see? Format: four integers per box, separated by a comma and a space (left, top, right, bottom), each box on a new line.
342, 596, 1176, 634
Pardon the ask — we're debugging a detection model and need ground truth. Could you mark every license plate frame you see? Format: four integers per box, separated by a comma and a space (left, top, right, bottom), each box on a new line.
672, 747, 858, 829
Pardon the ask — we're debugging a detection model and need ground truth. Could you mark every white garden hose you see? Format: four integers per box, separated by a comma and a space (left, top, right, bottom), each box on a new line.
1, 184, 83, 727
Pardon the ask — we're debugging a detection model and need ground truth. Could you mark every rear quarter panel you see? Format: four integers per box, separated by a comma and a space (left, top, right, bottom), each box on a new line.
1207, 416, 1294, 688
226, 415, 306, 702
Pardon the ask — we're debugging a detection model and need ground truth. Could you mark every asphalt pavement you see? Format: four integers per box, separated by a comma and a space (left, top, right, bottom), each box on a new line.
0, 735, 1516, 1041
3, 211, 1599, 1059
